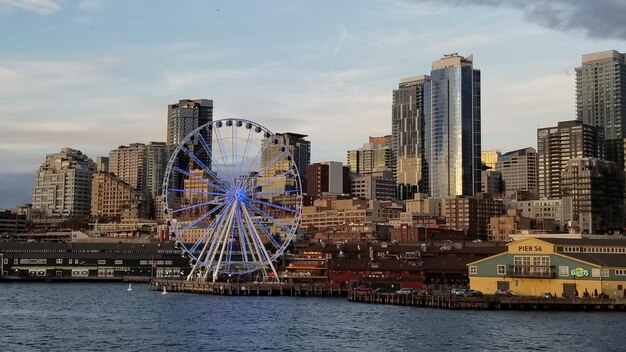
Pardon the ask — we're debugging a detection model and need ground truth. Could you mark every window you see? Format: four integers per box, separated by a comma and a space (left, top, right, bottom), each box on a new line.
616, 269, 626, 276
3, 259, 7, 265
559, 266, 569, 276
98, 260, 106, 265
56, 259, 63, 264
592, 269, 600, 277
469, 266, 477, 275
601, 269, 609, 278
114, 260, 123, 265
497, 265, 506, 275
69, 259, 73, 264
13, 259, 18, 265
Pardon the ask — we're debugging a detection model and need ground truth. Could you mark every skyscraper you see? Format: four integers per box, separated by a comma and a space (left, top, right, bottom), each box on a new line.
260, 132, 311, 180
346, 135, 392, 175
424, 53, 481, 198
167, 99, 213, 146
496, 147, 538, 196
537, 120, 603, 199
576, 50, 626, 171
32, 148, 96, 217
392, 75, 428, 200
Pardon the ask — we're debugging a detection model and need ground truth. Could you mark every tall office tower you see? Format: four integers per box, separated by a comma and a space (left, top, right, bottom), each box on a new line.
392, 75, 428, 200
306, 162, 350, 200
537, 120, 604, 199
561, 158, 623, 234
576, 50, 626, 171
91, 171, 146, 221
496, 147, 538, 196
167, 99, 213, 146
32, 148, 96, 217
424, 53, 481, 198
261, 132, 311, 181
347, 149, 360, 174
481, 150, 500, 170
95, 156, 109, 172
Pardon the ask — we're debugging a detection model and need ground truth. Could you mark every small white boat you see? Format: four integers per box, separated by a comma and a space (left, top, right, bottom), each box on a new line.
162, 286, 167, 295
127, 283, 132, 292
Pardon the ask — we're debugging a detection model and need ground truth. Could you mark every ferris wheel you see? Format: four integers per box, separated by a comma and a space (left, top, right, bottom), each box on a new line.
163, 118, 303, 282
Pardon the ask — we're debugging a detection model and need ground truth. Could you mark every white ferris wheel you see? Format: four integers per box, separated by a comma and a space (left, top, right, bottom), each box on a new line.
163, 118, 303, 282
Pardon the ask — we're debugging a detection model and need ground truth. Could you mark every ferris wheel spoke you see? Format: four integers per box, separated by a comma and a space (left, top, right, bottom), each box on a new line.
245, 211, 282, 250
234, 204, 251, 263
238, 128, 254, 187
240, 204, 279, 277
172, 197, 227, 214
253, 169, 296, 190
196, 132, 234, 189
193, 198, 235, 262
239, 133, 273, 185
173, 166, 228, 193
243, 199, 294, 234
251, 189, 300, 197
213, 124, 235, 183
179, 198, 230, 235
246, 197, 298, 213
181, 146, 230, 190
242, 150, 287, 190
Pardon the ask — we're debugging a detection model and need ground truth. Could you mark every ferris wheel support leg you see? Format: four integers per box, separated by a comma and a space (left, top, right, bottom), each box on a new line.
241, 205, 280, 281
209, 202, 237, 282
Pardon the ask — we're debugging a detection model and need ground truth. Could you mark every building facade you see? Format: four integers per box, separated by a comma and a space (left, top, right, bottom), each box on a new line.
32, 148, 96, 218
306, 162, 350, 200
441, 195, 504, 240
392, 75, 428, 200
537, 120, 604, 199
91, 172, 146, 221
561, 158, 623, 234
424, 54, 481, 198
261, 132, 311, 181
576, 50, 626, 173
350, 173, 396, 201
497, 147, 538, 196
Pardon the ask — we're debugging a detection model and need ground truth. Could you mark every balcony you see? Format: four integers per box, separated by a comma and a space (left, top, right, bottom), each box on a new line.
507, 265, 555, 278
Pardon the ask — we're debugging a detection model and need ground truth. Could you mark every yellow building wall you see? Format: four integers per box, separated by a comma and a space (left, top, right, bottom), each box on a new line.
470, 277, 626, 299
506, 237, 555, 255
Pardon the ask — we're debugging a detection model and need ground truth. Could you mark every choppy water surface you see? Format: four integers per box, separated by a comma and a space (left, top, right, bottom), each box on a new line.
0, 283, 624, 351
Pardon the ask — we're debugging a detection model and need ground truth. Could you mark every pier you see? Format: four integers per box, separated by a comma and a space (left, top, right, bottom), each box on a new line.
150, 278, 350, 297
348, 291, 626, 311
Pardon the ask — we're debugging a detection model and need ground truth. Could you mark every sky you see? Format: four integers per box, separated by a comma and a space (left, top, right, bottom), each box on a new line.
1, 0, 626, 207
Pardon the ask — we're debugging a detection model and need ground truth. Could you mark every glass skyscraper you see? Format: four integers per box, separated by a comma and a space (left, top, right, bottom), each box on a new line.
424, 54, 481, 198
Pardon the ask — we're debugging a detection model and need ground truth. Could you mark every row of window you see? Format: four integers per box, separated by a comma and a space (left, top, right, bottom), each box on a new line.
4, 258, 174, 266
469, 264, 622, 277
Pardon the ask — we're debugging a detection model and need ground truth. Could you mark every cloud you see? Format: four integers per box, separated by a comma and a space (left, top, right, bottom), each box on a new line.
412, 0, 626, 40
0, 0, 60, 14
77, 0, 103, 12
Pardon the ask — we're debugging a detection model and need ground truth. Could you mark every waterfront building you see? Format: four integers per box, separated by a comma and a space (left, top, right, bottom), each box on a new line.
560, 158, 623, 234
32, 148, 96, 218
440, 194, 504, 240
350, 171, 396, 201
496, 147, 538, 197
91, 171, 147, 221
306, 162, 350, 200
537, 120, 604, 199
392, 75, 428, 200
468, 237, 626, 298
424, 54, 481, 198
0, 209, 29, 235
576, 50, 626, 173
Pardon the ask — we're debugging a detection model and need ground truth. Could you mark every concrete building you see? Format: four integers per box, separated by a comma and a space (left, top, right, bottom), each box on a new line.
512, 199, 572, 232
109, 143, 146, 192
537, 120, 604, 199
167, 99, 213, 146
32, 148, 96, 218
95, 156, 109, 172
261, 132, 311, 181
424, 54, 481, 198
497, 147, 538, 197
144, 142, 172, 218
481, 150, 500, 170
561, 158, 623, 234
481, 170, 504, 194
306, 162, 350, 200
346, 136, 392, 175
576, 50, 626, 174
441, 194, 504, 240
404, 193, 441, 218
350, 172, 396, 201
487, 209, 556, 242
392, 75, 428, 200
300, 198, 399, 230
91, 171, 146, 221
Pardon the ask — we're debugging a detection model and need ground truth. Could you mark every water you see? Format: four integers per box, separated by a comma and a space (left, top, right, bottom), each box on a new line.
0, 283, 624, 352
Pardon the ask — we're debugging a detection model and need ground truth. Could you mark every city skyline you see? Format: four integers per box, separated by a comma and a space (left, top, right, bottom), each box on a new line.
2, 0, 626, 207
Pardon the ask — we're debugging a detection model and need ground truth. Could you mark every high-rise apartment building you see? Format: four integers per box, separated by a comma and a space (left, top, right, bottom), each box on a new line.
346, 136, 392, 175
576, 50, 626, 171
496, 147, 538, 196
261, 132, 311, 180
424, 54, 481, 198
561, 158, 623, 234
31, 148, 96, 217
537, 120, 603, 199
109, 143, 146, 191
145, 142, 173, 218
392, 75, 428, 200
167, 99, 213, 146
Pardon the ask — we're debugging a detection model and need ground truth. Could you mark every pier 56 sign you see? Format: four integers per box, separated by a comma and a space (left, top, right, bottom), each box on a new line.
570, 267, 589, 277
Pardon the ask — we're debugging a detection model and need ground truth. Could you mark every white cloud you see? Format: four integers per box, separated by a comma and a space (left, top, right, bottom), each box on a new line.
0, 0, 60, 14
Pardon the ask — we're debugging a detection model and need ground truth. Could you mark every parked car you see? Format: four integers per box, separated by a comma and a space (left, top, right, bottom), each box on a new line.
539, 292, 553, 299
354, 286, 373, 292
450, 288, 466, 297
495, 289, 515, 297
467, 289, 483, 297
416, 290, 431, 297
396, 288, 417, 295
